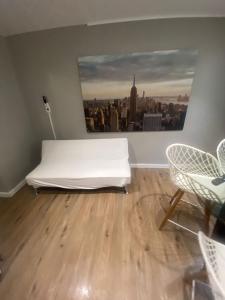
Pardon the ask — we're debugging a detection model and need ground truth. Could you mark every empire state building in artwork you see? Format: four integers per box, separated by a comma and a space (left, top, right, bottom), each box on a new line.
129, 75, 137, 122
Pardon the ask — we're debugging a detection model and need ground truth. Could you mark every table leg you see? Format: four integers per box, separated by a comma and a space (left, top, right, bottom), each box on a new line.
212, 202, 225, 243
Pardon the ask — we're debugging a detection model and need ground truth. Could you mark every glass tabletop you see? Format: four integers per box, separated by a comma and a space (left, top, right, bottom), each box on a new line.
191, 280, 223, 300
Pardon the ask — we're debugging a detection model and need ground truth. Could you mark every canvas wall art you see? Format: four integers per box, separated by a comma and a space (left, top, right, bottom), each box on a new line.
78, 49, 198, 132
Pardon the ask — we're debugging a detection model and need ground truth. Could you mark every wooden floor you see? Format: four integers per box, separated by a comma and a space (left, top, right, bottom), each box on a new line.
0, 169, 205, 300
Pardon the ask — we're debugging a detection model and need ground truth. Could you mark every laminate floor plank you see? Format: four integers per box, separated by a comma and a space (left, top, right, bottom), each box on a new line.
0, 169, 205, 300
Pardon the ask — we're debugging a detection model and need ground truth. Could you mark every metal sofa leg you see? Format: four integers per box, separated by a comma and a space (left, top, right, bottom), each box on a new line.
33, 187, 39, 197
124, 186, 128, 194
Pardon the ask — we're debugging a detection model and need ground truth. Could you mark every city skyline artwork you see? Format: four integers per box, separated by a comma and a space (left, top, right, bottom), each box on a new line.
78, 49, 198, 132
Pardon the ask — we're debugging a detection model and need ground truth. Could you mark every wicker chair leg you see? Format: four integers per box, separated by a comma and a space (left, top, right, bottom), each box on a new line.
159, 189, 184, 230
169, 188, 182, 204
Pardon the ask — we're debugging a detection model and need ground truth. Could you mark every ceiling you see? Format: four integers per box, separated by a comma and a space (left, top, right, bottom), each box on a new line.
0, 0, 225, 36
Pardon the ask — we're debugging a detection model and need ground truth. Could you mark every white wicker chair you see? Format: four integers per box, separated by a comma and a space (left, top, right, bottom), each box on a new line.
198, 231, 225, 300
159, 143, 225, 233
217, 139, 225, 174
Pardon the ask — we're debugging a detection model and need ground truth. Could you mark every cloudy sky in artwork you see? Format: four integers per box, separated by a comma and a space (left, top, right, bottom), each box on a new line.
78, 49, 198, 100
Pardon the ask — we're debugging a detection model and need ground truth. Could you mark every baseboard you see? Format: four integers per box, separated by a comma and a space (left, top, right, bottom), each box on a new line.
0, 179, 26, 198
130, 163, 169, 169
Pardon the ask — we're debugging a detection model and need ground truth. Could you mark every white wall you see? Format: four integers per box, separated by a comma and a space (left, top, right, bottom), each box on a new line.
0, 36, 37, 192
7, 18, 225, 164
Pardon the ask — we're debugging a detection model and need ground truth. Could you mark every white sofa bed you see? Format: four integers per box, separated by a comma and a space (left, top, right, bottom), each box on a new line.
26, 138, 131, 192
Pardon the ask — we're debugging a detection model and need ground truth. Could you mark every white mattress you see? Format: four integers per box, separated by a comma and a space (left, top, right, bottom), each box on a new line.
26, 138, 131, 189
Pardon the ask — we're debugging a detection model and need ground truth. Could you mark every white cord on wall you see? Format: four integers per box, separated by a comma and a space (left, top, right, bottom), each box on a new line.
42, 96, 57, 140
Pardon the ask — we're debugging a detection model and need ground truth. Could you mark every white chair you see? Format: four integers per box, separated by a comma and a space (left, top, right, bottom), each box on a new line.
217, 139, 225, 174
198, 231, 225, 300
159, 143, 225, 234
